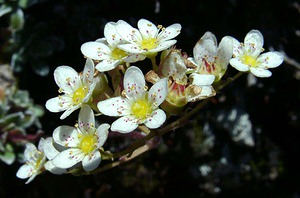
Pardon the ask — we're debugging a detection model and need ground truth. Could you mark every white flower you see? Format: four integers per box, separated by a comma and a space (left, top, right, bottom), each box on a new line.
97, 66, 168, 133
187, 32, 233, 81
16, 139, 47, 184
45, 58, 96, 119
52, 105, 109, 172
81, 22, 144, 72
229, 30, 284, 77
115, 18, 181, 56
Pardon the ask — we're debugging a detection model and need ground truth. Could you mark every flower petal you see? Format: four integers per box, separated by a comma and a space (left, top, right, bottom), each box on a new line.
117, 43, 145, 54
148, 78, 168, 106
138, 19, 159, 39
44, 161, 66, 175
249, 67, 272, 78
104, 22, 124, 47
111, 116, 139, 133
229, 58, 250, 72
53, 126, 80, 147
116, 20, 142, 43
123, 53, 146, 62
59, 104, 81, 120
24, 143, 37, 161
16, 164, 33, 179
97, 96, 130, 116
124, 66, 146, 99
82, 150, 101, 172
193, 32, 218, 65
96, 59, 120, 72
96, 123, 110, 147
78, 105, 95, 133
82, 58, 95, 86
149, 39, 177, 53
54, 66, 81, 93
52, 148, 84, 169
80, 41, 111, 60
157, 23, 182, 42
257, 51, 284, 68
189, 73, 215, 86
43, 137, 60, 160
45, 96, 72, 113
216, 36, 233, 70
144, 109, 166, 129
244, 30, 264, 57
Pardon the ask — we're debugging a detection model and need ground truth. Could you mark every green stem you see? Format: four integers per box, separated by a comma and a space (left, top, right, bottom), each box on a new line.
149, 54, 158, 71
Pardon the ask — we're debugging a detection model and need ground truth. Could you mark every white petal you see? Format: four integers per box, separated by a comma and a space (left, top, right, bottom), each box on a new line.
104, 22, 124, 47
24, 143, 37, 161
82, 150, 101, 172
149, 40, 177, 53
78, 105, 95, 133
123, 53, 146, 62
148, 78, 168, 106
138, 19, 159, 39
97, 96, 130, 116
59, 104, 81, 120
229, 58, 250, 72
117, 43, 145, 54
16, 164, 33, 179
144, 109, 166, 129
124, 66, 146, 99
116, 20, 142, 43
249, 67, 272, 78
160, 49, 187, 81
54, 66, 81, 93
52, 148, 85, 169
111, 116, 139, 133
45, 96, 72, 113
189, 73, 215, 86
231, 37, 243, 57
257, 51, 284, 68
96, 59, 120, 72
43, 137, 59, 160
44, 161, 66, 175
53, 126, 80, 147
25, 174, 38, 184
157, 23, 182, 42
82, 58, 95, 86
187, 86, 215, 102
81, 41, 111, 60
96, 123, 110, 147
244, 30, 264, 57
216, 36, 233, 70
193, 32, 218, 65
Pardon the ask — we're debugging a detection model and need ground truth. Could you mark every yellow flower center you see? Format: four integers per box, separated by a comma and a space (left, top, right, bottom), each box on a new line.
111, 48, 127, 60
141, 38, 158, 51
72, 86, 88, 105
131, 99, 152, 119
79, 134, 97, 154
242, 55, 258, 67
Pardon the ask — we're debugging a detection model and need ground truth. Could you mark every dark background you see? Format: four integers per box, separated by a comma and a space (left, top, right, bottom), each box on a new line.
0, 0, 299, 197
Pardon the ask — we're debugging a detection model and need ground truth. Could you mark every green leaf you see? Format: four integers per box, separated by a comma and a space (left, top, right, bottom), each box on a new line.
9, 9, 25, 31
0, 4, 12, 17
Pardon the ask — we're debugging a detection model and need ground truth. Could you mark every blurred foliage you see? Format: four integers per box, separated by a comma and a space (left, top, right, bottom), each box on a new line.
0, 0, 299, 197
0, 65, 43, 165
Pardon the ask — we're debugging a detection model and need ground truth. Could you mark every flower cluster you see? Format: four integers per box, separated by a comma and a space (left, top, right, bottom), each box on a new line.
16, 18, 284, 183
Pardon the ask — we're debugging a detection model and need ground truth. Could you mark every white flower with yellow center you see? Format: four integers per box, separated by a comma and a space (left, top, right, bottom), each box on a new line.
45, 58, 96, 119
16, 138, 47, 184
81, 22, 144, 72
97, 66, 168, 133
51, 105, 110, 172
229, 30, 284, 77
187, 32, 233, 82
115, 18, 182, 56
